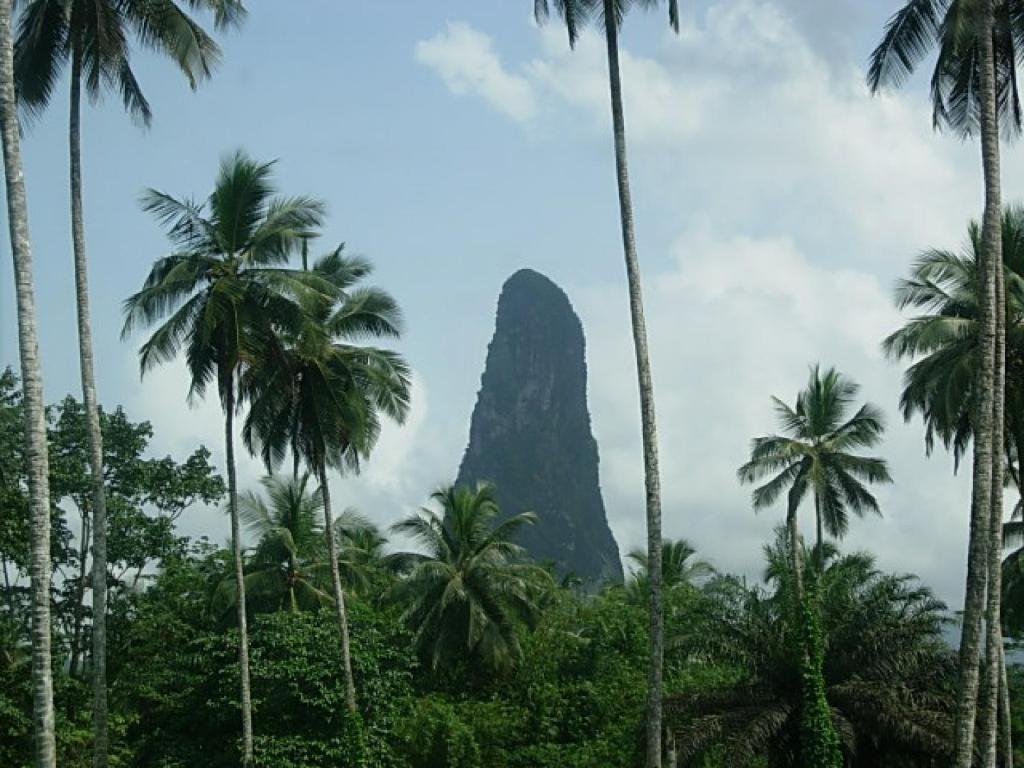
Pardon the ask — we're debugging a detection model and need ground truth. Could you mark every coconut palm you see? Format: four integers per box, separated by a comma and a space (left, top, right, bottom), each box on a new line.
232, 474, 331, 614
869, 3, 1014, 762
737, 366, 891, 596
122, 150, 326, 766
241, 246, 411, 712
14, 4, 244, 762
667, 542, 955, 766
386, 482, 550, 672
884, 207, 1024, 465
0, 2, 55, 765
627, 539, 712, 596
886, 208, 1024, 768
533, 1, 679, 762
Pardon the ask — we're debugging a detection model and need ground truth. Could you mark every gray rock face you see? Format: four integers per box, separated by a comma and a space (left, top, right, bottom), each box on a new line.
456, 269, 623, 585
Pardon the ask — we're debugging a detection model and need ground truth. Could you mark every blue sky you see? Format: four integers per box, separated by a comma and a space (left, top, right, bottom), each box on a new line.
0, 0, 1005, 603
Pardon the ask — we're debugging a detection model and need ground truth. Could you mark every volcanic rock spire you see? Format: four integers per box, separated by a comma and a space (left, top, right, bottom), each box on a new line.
457, 268, 623, 584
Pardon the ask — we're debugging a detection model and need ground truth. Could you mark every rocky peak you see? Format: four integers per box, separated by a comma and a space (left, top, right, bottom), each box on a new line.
456, 268, 623, 585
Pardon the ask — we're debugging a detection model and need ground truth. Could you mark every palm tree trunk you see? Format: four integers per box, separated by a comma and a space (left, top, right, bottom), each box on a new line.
70, 507, 90, 678
0, 2, 56, 764
67, 50, 112, 768
982, 195, 1009, 766
999, 638, 1014, 767
787, 505, 805, 603
318, 464, 357, 712
225, 384, 254, 766
954, 3, 1001, 765
601, 3, 664, 766
665, 728, 677, 768
814, 494, 824, 572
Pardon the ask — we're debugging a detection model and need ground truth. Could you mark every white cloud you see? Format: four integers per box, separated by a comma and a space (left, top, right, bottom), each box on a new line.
401, 0, 984, 603
416, 22, 537, 123
574, 230, 971, 599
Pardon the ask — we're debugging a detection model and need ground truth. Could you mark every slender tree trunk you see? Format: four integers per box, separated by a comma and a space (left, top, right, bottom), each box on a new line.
954, 4, 1001, 765
0, 2, 57, 764
999, 639, 1014, 767
319, 464, 357, 712
982, 194, 1008, 766
1, 553, 15, 617
787, 505, 805, 604
70, 508, 90, 677
814, 494, 824, 572
67, 51, 112, 768
601, 4, 665, 766
225, 385, 254, 766
288, 553, 298, 613
665, 728, 677, 768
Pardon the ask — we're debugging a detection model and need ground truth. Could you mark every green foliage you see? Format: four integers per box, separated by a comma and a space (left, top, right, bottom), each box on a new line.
626, 538, 713, 599
885, 207, 1024, 466
240, 245, 412, 477
797, 581, 842, 768
387, 482, 552, 673
396, 697, 481, 768
112, 544, 415, 768
670, 540, 954, 766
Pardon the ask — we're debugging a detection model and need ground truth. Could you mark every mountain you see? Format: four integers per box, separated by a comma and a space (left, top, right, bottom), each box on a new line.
456, 268, 623, 585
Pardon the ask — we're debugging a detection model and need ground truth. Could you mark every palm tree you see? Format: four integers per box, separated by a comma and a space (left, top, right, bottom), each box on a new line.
627, 538, 712, 596
886, 208, 1024, 767
241, 246, 411, 712
122, 150, 326, 767
737, 366, 891, 594
386, 482, 550, 672
213, 480, 384, 617
13, 4, 244, 764
869, 3, 1015, 762
884, 208, 1024, 463
0, 2, 55, 765
533, 2, 680, 762
232, 474, 332, 614
668, 542, 955, 766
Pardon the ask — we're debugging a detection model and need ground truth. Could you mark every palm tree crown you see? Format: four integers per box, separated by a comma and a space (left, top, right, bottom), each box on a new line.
14, 0, 245, 123
883, 206, 1024, 467
387, 482, 550, 672
534, 0, 680, 47
241, 245, 412, 476
738, 365, 892, 557
627, 538, 712, 594
867, 0, 1024, 137
230, 474, 331, 615
122, 149, 328, 404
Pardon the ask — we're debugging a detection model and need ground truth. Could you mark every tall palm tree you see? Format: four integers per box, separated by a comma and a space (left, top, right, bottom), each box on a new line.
886, 208, 1024, 767
242, 246, 411, 712
0, 2, 55, 765
13, 4, 245, 765
869, 3, 1016, 762
737, 365, 891, 593
122, 150, 326, 767
386, 482, 550, 672
533, 2, 679, 762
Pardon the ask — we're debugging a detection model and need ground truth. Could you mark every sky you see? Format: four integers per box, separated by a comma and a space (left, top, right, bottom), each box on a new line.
0, 0, 1009, 606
